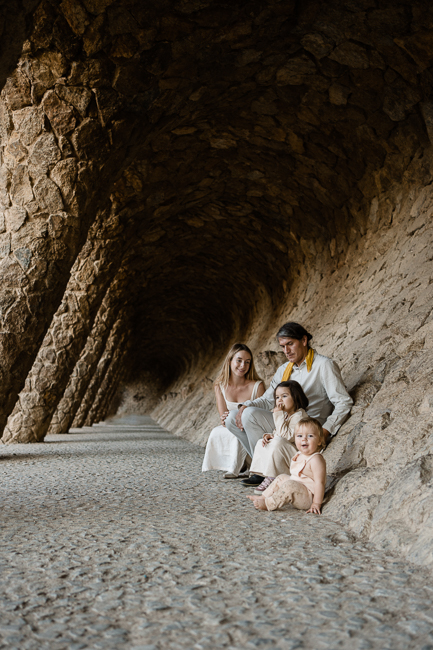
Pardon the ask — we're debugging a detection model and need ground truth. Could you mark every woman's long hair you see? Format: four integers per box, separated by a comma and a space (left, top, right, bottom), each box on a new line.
214, 343, 262, 388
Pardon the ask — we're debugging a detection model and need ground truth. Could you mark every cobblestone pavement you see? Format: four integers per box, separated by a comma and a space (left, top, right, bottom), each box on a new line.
0, 415, 432, 650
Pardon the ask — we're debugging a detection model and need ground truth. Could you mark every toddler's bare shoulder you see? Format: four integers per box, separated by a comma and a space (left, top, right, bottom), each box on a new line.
311, 454, 326, 468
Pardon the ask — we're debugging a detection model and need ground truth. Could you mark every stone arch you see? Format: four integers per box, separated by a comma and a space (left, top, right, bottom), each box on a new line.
0, 0, 432, 563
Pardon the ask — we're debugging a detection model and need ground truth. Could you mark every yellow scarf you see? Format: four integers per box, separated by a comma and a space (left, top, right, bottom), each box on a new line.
282, 348, 315, 381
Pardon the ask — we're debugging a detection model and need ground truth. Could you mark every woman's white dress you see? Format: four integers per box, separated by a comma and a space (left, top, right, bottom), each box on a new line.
202, 380, 262, 475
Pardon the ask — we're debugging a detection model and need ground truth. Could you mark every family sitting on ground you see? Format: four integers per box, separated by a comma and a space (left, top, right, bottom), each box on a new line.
202, 322, 353, 515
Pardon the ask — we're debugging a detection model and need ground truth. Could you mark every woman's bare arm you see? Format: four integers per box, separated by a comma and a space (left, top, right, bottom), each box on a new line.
215, 384, 229, 424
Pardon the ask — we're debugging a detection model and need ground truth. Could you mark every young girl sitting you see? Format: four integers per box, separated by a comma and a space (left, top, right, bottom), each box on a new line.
248, 381, 309, 493
247, 416, 326, 514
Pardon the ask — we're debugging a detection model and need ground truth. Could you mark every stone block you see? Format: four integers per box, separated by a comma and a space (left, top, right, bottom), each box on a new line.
10, 165, 34, 206
329, 42, 369, 69
276, 57, 316, 85
3, 69, 31, 110
301, 33, 334, 59
11, 106, 45, 146
0, 255, 27, 289
56, 84, 92, 117
93, 87, 124, 126
83, 14, 106, 56
14, 247, 32, 270
71, 118, 109, 160
0, 99, 12, 141
5, 206, 27, 232
28, 133, 62, 179
0, 233, 11, 257
394, 31, 433, 70
50, 158, 78, 213
42, 90, 76, 136
33, 176, 64, 213
329, 84, 351, 106
60, 0, 90, 36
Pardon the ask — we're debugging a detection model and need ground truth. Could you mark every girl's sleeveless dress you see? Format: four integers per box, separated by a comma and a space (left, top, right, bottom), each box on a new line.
202, 380, 262, 475
249, 408, 308, 478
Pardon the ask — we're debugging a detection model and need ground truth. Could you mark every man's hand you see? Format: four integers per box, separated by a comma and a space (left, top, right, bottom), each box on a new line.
262, 433, 274, 447
235, 405, 246, 430
307, 502, 322, 515
220, 410, 229, 427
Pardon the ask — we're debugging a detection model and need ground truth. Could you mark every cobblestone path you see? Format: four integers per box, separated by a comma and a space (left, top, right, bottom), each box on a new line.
0, 416, 432, 650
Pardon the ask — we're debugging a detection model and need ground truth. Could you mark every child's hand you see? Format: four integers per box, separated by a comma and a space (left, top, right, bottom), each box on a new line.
307, 502, 322, 515
262, 433, 274, 446
272, 404, 283, 413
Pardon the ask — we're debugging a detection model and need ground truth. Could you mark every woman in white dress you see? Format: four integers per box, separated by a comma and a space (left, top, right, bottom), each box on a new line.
202, 343, 265, 478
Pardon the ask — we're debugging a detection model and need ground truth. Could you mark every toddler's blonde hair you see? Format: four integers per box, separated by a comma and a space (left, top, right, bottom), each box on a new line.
295, 416, 326, 451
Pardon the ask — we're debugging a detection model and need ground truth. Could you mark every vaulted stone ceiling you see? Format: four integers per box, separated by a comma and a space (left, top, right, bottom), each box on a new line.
0, 0, 433, 442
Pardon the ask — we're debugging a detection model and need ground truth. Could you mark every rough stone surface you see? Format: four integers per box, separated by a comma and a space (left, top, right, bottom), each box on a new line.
1, 210, 133, 444
85, 338, 131, 426
48, 272, 131, 435
0, 0, 161, 431
72, 316, 130, 429
1, 416, 433, 649
0, 0, 432, 573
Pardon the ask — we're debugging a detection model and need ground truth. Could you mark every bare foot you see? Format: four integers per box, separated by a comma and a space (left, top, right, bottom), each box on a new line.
247, 495, 268, 510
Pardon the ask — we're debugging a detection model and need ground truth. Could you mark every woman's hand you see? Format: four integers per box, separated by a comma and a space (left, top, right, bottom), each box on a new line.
262, 433, 274, 446
307, 502, 322, 515
220, 410, 229, 426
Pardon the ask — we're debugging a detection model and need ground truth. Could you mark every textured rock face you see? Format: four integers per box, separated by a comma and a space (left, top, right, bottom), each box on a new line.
48, 271, 130, 435
72, 314, 130, 428
0, 0, 432, 566
2, 208, 134, 443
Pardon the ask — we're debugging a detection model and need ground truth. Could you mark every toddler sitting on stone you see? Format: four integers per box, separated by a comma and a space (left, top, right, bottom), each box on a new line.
247, 416, 326, 514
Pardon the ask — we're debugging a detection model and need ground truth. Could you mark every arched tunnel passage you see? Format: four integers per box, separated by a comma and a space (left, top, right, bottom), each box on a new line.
0, 0, 432, 563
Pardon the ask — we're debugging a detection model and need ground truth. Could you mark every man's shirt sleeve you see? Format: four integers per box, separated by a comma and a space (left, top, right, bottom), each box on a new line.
321, 359, 353, 435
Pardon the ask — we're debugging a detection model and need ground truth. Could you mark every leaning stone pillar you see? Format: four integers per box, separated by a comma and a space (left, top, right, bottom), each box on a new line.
72, 316, 129, 429
0, 4, 154, 433
84, 333, 131, 427
48, 271, 130, 434
1, 212, 129, 444
92, 348, 130, 424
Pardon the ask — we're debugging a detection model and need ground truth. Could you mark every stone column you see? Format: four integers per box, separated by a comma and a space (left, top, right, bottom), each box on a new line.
93, 351, 130, 424
84, 335, 131, 427
0, 5, 156, 432
72, 316, 129, 429
48, 271, 130, 435
1, 211, 131, 444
